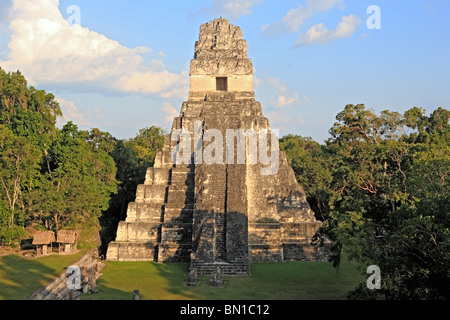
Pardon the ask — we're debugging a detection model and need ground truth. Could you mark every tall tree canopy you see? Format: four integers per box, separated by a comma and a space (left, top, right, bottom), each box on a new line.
303, 104, 449, 300
0, 67, 118, 244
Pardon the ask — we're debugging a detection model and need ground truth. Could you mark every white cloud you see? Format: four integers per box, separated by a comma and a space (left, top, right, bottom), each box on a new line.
159, 73, 190, 99
162, 102, 178, 125
266, 110, 290, 124
265, 110, 294, 133
261, 0, 343, 37
56, 98, 90, 126
265, 77, 300, 109
275, 93, 300, 109
253, 76, 263, 87
294, 14, 361, 46
0, 0, 187, 97
266, 77, 288, 93
195, 0, 262, 20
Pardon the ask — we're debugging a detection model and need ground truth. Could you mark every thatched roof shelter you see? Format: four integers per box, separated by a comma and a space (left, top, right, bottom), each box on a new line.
56, 230, 79, 244
32, 231, 55, 245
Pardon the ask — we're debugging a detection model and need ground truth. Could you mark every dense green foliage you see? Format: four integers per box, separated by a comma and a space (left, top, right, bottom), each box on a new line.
280, 104, 449, 300
0, 67, 164, 250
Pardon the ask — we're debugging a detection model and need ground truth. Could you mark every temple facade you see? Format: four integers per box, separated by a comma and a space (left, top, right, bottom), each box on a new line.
106, 18, 330, 275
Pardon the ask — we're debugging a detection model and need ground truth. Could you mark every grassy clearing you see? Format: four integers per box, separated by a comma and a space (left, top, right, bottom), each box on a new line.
0, 250, 365, 300
0, 251, 85, 300
84, 256, 365, 300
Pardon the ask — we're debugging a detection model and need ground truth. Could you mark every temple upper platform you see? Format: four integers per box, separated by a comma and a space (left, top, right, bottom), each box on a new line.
189, 18, 254, 97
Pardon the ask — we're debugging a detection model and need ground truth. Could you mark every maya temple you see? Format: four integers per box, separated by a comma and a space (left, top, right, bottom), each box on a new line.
106, 18, 330, 275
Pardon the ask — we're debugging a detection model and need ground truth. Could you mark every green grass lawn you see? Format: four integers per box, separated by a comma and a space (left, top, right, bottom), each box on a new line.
0, 251, 85, 300
0, 251, 365, 300
84, 256, 365, 300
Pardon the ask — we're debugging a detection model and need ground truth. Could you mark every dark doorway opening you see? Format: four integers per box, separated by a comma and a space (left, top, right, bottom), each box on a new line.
216, 77, 228, 91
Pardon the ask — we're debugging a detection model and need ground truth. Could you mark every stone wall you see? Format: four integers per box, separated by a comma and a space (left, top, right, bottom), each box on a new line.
190, 74, 253, 93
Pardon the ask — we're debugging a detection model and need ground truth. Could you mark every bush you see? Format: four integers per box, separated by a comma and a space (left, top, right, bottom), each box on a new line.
0, 225, 25, 246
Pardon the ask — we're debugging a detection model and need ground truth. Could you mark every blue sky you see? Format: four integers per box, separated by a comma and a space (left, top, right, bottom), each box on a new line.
0, 0, 449, 143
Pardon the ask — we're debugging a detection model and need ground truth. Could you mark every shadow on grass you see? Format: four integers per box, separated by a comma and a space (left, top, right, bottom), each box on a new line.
83, 253, 365, 300
0, 252, 84, 300
84, 261, 197, 300
0, 255, 55, 300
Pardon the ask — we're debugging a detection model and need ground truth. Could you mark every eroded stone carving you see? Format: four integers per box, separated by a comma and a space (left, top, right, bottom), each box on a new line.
187, 269, 198, 286
209, 266, 224, 287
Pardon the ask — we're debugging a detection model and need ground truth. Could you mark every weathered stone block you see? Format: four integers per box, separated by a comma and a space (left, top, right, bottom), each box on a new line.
144, 167, 171, 185
282, 242, 331, 262
249, 244, 283, 262
115, 221, 160, 242
125, 202, 163, 223
106, 242, 157, 261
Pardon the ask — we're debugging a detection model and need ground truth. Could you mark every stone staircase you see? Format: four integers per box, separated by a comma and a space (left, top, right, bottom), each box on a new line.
30, 268, 77, 300
214, 212, 226, 262
29, 252, 103, 300
190, 261, 250, 276
107, 153, 197, 263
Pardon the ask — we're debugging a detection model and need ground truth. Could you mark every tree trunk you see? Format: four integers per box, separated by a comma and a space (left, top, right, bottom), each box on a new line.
54, 213, 59, 232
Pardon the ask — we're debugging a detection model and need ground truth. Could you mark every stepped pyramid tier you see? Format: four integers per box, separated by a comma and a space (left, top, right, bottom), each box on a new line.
106, 18, 330, 275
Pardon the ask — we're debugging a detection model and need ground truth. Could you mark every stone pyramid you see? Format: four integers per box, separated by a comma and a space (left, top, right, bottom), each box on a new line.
106, 18, 330, 275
